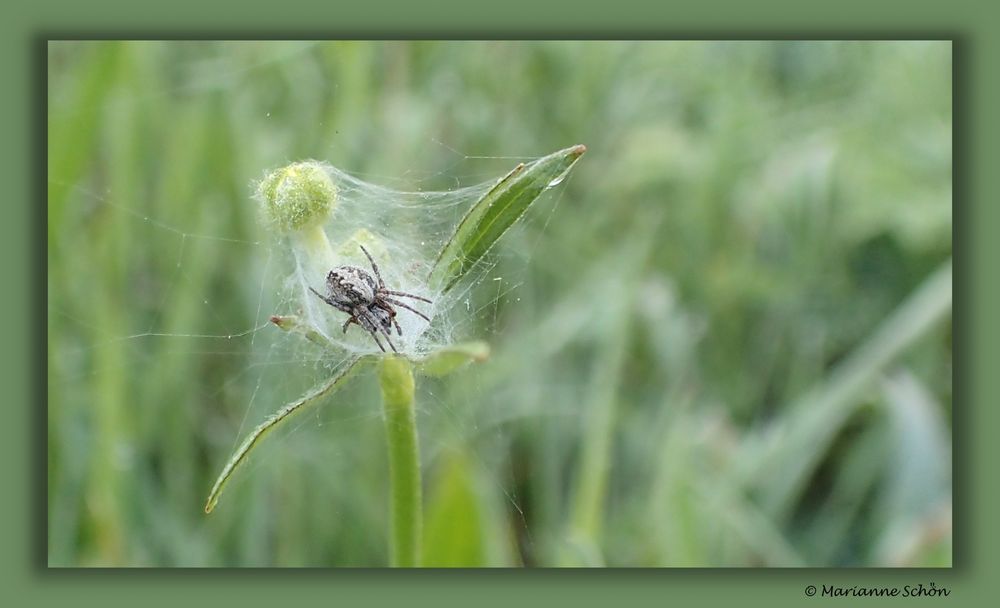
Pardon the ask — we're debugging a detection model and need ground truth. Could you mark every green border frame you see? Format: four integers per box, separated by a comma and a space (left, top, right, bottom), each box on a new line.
11, 1, 992, 606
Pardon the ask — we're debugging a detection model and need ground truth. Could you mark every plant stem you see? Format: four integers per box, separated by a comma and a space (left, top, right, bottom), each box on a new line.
296, 223, 335, 276
379, 356, 421, 567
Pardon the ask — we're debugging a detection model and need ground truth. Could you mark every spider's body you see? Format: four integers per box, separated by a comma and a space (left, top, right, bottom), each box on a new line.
309, 245, 432, 353
326, 266, 378, 307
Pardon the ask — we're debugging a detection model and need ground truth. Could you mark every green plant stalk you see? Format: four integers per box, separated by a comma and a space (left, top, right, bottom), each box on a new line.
564, 296, 631, 566
379, 356, 421, 567
90, 285, 126, 563
296, 223, 335, 273
563, 219, 657, 565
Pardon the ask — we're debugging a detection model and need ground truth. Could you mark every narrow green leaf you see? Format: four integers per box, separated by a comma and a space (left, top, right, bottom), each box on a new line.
421, 451, 486, 567
415, 341, 490, 377
204, 356, 370, 513
429, 144, 586, 293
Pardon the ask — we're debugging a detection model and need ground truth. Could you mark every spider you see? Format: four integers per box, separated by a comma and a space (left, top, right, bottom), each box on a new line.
308, 245, 432, 353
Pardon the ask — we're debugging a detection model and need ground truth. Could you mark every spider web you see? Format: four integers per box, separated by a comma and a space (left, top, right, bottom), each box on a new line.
46, 47, 574, 565
277, 161, 497, 357
48, 153, 554, 562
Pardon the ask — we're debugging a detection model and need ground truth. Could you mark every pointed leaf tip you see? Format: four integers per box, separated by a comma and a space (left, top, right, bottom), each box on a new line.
429, 144, 586, 293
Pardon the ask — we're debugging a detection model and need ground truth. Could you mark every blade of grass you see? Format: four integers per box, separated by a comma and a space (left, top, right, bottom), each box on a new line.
801, 420, 889, 564
48, 42, 121, 246
561, 216, 659, 565
872, 370, 952, 566
739, 259, 952, 519
693, 477, 807, 566
562, 293, 631, 566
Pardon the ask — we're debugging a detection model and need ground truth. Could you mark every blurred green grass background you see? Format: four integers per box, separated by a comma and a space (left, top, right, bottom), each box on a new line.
47, 41, 952, 567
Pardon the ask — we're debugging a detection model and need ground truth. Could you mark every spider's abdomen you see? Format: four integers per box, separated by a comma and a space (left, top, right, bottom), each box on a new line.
326, 266, 377, 306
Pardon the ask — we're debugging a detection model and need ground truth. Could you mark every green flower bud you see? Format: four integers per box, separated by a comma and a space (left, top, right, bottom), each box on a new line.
256, 161, 337, 234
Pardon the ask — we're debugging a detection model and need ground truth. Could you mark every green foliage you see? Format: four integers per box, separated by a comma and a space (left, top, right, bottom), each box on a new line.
204, 356, 369, 514
48, 41, 951, 567
429, 145, 586, 292
422, 450, 518, 567
201, 140, 575, 546
415, 342, 490, 377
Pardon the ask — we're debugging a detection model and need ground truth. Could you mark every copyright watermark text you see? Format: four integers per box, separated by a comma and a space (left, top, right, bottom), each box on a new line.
805, 583, 950, 598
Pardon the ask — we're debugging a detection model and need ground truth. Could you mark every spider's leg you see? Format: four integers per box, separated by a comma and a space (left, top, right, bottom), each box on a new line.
308, 286, 330, 304
360, 316, 386, 352
359, 245, 385, 289
309, 286, 352, 314
349, 307, 382, 352
364, 308, 397, 353
357, 307, 397, 353
342, 316, 354, 334
383, 332, 398, 353
383, 297, 431, 323
368, 330, 386, 352
372, 301, 404, 336
383, 290, 433, 304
